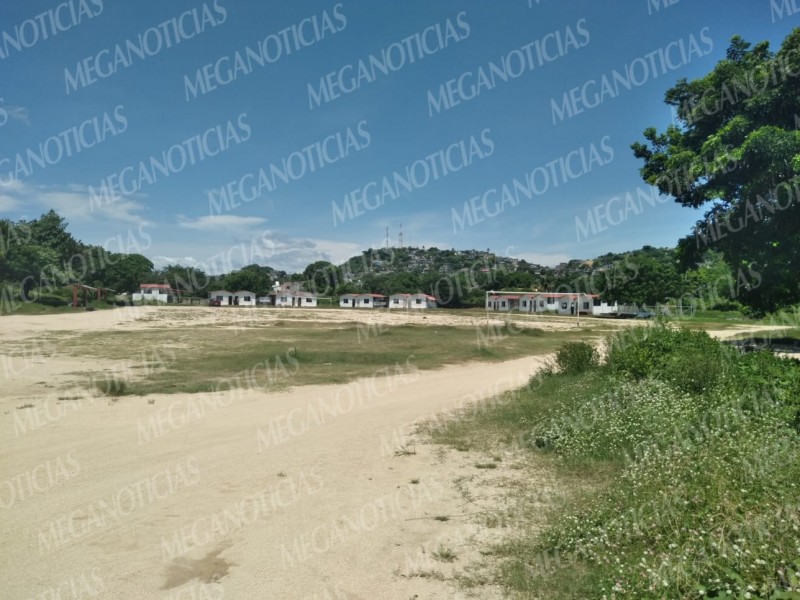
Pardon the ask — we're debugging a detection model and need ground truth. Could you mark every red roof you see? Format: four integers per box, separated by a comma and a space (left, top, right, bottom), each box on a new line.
141, 283, 172, 289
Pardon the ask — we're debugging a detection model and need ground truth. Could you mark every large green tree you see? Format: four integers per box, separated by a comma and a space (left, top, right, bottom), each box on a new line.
632, 30, 800, 313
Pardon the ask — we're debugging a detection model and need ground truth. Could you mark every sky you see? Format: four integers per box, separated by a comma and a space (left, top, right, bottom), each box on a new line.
1, 0, 798, 274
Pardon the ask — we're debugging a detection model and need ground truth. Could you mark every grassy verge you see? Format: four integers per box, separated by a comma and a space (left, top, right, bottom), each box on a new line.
423, 324, 800, 599
45, 321, 596, 396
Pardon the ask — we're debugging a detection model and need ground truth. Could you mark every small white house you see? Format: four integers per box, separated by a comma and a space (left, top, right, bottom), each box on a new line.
233, 291, 256, 306
295, 292, 318, 308
209, 290, 233, 305
356, 294, 387, 308
132, 284, 177, 303
274, 291, 318, 307
409, 293, 436, 309
339, 293, 358, 308
389, 294, 411, 309
486, 294, 521, 312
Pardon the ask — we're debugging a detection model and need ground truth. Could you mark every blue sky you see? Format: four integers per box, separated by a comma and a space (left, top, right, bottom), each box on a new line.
1, 0, 797, 273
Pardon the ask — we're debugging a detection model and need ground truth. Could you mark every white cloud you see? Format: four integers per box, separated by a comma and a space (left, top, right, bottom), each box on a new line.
148, 232, 362, 274
177, 214, 267, 231
0, 181, 148, 224
0, 194, 20, 212
1, 102, 30, 125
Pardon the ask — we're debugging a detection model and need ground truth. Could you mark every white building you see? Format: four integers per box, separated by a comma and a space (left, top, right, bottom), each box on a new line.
409, 293, 437, 309
277, 292, 318, 307
233, 291, 256, 306
355, 294, 387, 308
492, 292, 618, 316
486, 294, 521, 312
133, 283, 177, 303
389, 294, 411, 309
209, 290, 233, 305
339, 293, 358, 308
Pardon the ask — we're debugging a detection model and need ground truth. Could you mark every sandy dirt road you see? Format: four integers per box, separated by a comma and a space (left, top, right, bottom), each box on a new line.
1, 307, 550, 599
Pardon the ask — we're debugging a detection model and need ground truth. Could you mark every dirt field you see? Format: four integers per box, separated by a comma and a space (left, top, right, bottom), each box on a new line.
1, 307, 564, 600
3, 307, 793, 599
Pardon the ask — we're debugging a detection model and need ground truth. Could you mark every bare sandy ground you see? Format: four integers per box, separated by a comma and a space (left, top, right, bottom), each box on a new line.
3, 307, 791, 599
1, 307, 552, 599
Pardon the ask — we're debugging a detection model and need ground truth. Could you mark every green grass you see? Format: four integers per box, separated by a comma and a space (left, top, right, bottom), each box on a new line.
44, 321, 594, 396
422, 324, 800, 599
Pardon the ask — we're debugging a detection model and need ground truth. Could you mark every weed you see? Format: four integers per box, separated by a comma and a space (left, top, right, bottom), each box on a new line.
432, 546, 458, 562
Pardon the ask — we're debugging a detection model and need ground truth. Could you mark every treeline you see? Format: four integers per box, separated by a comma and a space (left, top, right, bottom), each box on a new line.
0, 211, 286, 310
0, 211, 757, 314
302, 245, 749, 311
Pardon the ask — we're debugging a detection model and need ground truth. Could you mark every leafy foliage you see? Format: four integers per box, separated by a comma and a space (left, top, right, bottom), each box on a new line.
632, 30, 800, 313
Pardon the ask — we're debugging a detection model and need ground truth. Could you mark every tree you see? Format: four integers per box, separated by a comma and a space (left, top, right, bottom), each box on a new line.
302, 261, 342, 295
28, 210, 81, 259
220, 264, 272, 295
631, 29, 800, 313
99, 253, 154, 293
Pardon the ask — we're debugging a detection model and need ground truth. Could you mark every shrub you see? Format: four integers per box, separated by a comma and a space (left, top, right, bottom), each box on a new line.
553, 341, 598, 374
605, 324, 729, 394
95, 378, 128, 396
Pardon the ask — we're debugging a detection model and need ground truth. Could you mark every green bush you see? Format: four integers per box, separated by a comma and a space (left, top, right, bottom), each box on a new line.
514, 325, 800, 598
605, 324, 729, 394
553, 341, 598, 374
95, 378, 128, 396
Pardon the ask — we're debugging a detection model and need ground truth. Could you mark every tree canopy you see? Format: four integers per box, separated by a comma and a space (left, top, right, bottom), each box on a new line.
631, 29, 800, 313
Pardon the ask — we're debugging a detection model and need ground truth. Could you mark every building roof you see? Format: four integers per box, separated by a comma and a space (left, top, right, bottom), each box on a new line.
141, 283, 172, 289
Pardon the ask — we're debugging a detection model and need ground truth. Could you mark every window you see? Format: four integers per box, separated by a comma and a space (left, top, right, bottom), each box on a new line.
583, 302, 589, 310
363, 298, 369, 304
593, 298, 602, 306
416, 298, 422, 304
305, 298, 312, 303
539, 300, 544, 307
547, 297, 555, 305
501, 301, 506, 307
343, 298, 349, 304
561, 302, 568, 309
244, 296, 251, 302
522, 300, 527, 307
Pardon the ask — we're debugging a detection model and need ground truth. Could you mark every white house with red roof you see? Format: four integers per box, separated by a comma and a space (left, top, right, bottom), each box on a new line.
339, 293, 358, 308
355, 293, 388, 308
133, 283, 178, 304
489, 292, 618, 316
389, 293, 437, 309
409, 293, 437, 309
486, 294, 522, 312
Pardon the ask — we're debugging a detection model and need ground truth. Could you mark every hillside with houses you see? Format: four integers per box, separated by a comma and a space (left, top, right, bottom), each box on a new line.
1, 211, 746, 315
